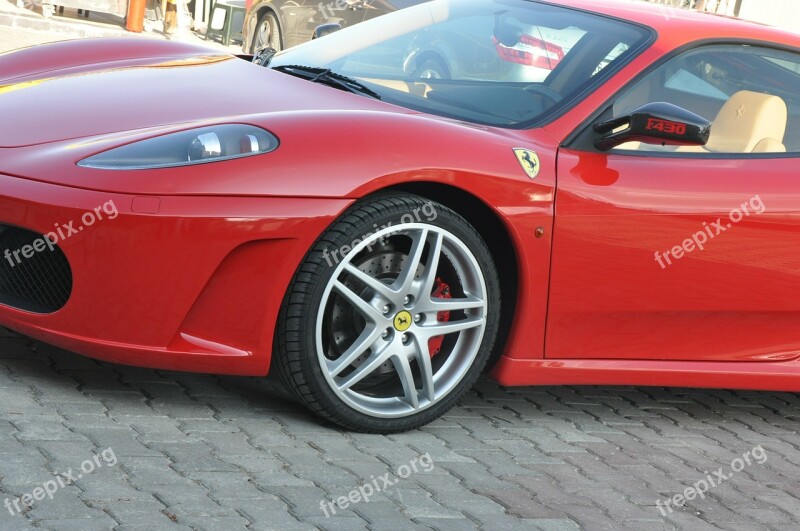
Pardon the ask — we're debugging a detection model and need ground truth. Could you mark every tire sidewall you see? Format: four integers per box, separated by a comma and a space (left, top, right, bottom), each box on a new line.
282, 195, 500, 431
414, 57, 450, 80
255, 12, 281, 52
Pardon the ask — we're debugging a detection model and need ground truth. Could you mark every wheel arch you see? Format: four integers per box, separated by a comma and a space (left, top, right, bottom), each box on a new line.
379, 182, 519, 371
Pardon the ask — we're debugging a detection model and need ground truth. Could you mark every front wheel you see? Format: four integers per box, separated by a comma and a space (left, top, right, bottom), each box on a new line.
274, 194, 500, 433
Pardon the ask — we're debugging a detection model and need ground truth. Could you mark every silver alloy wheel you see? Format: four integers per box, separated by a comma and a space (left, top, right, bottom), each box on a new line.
315, 224, 488, 418
255, 16, 279, 51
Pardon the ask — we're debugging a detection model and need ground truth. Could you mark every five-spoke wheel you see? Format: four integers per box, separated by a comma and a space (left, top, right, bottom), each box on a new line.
275, 194, 500, 433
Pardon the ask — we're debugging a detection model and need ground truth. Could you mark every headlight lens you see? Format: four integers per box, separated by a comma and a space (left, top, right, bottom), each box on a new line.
78, 124, 279, 170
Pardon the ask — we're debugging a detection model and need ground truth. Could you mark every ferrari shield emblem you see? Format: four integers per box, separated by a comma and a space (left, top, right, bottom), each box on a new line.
513, 148, 540, 179
394, 311, 412, 332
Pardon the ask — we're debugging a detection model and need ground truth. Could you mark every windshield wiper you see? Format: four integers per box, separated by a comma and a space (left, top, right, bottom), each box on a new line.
272, 65, 382, 101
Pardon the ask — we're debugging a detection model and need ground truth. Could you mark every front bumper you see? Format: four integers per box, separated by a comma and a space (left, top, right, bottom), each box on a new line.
0, 172, 350, 375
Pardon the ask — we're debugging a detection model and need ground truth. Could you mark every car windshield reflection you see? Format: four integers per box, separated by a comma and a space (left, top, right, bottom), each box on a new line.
270, 0, 653, 127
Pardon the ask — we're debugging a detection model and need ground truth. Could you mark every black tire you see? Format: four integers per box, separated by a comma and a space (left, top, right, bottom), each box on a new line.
274, 193, 501, 433
413, 56, 450, 80
252, 11, 282, 53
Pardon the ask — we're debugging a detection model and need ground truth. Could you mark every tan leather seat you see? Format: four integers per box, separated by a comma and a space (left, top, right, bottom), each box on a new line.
753, 137, 787, 153
678, 90, 788, 153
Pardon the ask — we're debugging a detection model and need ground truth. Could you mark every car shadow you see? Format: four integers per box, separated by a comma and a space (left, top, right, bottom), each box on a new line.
1, 327, 795, 430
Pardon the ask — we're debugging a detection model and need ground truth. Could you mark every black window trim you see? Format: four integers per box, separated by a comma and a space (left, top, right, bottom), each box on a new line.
563, 38, 800, 159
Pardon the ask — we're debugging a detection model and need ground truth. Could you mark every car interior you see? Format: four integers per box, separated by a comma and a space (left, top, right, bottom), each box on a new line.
349, 23, 646, 128
301, 0, 652, 128
613, 45, 800, 154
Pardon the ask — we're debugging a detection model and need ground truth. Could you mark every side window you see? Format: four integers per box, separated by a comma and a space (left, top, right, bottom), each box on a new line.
612, 45, 800, 154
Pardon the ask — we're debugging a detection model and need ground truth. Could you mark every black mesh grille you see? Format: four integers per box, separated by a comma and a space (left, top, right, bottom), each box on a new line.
0, 225, 72, 314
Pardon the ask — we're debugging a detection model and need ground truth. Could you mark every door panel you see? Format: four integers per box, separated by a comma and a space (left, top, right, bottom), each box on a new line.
276, 0, 302, 48
546, 150, 800, 362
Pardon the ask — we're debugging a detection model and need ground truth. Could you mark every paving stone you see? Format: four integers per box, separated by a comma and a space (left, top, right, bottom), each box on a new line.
120, 457, 194, 488
438, 461, 513, 490
92, 496, 176, 526
12, 419, 89, 442
251, 470, 317, 487
35, 517, 121, 530
150, 443, 241, 473
198, 430, 262, 454
414, 516, 478, 530
474, 487, 564, 519
187, 472, 266, 501
484, 439, 564, 464
414, 472, 505, 516
265, 485, 341, 517
218, 454, 284, 474
72, 428, 164, 457
419, 426, 484, 451
23, 486, 104, 520
303, 516, 370, 530
384, 487, 464, 519
532, 519, 581, 531
176, 515, 252, 530
239, 502, 319, 530
129, 418, 200, 444
457, 448, 548, 476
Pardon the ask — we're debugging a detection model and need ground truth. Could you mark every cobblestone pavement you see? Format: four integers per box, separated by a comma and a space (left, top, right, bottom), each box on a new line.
1, 327, 799, 530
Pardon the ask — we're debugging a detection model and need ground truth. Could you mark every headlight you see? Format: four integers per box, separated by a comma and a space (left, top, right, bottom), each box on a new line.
78, 124, 279, 170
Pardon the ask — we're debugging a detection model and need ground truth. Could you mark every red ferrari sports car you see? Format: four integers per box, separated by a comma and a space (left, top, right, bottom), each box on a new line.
1, 0, 799, 433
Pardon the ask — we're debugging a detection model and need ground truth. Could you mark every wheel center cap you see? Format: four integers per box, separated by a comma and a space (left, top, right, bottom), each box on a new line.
393, 310, 413, 332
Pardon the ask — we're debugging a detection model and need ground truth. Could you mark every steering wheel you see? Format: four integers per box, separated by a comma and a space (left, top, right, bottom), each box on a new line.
524, 84, 563, 106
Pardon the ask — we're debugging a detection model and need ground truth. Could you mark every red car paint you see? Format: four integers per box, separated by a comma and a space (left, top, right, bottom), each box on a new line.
1, 0, 800, 395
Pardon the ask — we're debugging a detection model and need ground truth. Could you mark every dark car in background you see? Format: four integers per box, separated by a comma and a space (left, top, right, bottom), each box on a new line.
242, 0, 423, 53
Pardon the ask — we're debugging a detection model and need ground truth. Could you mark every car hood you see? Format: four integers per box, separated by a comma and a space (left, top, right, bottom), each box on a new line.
0, 38, 396, 148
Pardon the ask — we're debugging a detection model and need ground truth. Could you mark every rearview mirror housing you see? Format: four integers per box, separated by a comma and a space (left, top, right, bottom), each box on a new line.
593, 102, 711, 151
313, 23, 343, 40
494, 23, 523, 47
252, 46, 277, 67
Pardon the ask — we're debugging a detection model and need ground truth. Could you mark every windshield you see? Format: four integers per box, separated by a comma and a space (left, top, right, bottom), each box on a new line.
270, 0, 652, 128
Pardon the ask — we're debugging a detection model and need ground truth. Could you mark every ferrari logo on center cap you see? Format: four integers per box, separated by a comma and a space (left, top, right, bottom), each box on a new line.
513, 148, 540, 179
394, 311, 412, 332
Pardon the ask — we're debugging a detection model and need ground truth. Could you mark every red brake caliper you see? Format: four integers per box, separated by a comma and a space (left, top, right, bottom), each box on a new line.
427, 278, 451, 358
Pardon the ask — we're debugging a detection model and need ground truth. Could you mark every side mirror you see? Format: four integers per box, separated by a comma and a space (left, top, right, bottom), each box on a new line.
593, 102, 711, 152
313, 23, 343, 39
494, 22, 523, 47
252, 46, 277, 67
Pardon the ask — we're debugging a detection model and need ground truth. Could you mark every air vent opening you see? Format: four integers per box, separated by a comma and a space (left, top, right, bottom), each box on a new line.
0, 224, 72, 314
